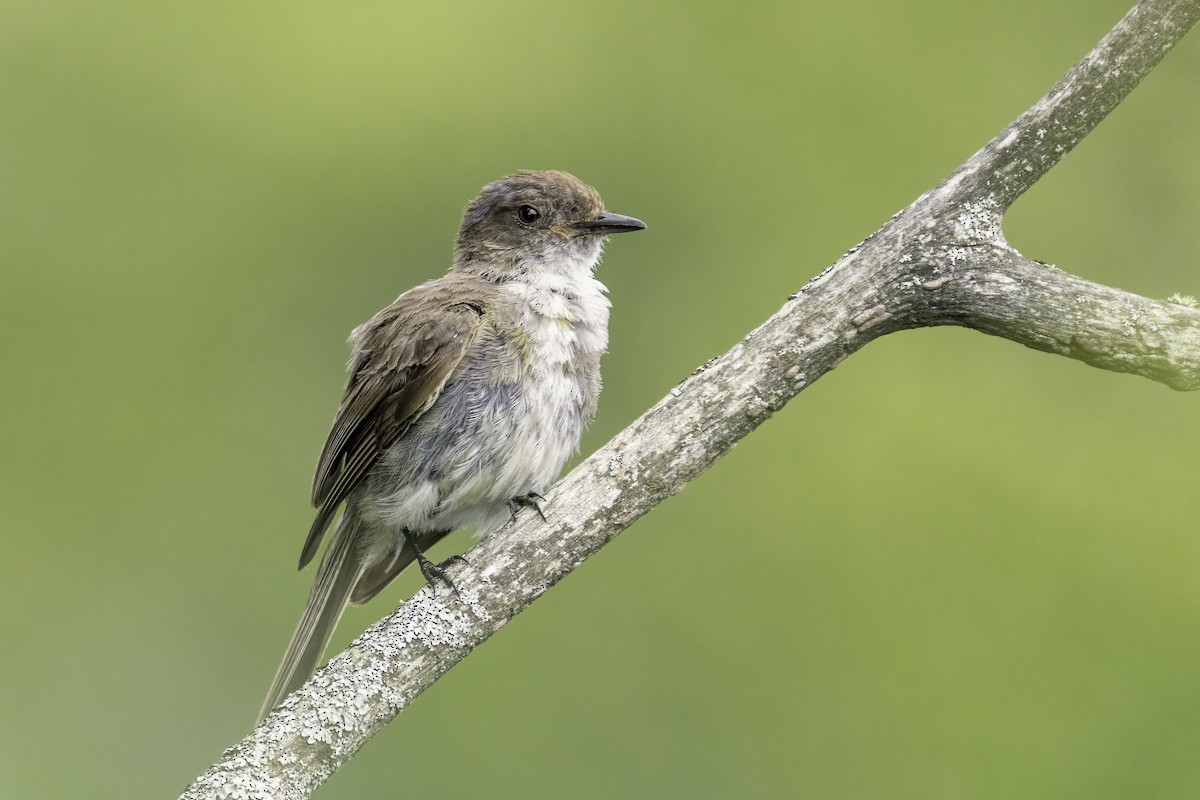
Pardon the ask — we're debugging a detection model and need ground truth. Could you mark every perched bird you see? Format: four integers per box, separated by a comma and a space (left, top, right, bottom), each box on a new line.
259, 170, 644, 721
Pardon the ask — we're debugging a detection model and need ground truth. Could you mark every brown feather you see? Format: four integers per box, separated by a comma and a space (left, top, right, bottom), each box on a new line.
298, 292, 484, 569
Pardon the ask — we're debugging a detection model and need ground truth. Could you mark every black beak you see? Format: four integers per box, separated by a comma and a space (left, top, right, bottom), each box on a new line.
572, 212, 646, 235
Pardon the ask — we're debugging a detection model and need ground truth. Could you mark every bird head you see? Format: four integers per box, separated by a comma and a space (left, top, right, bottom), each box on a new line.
453, 170, 644, 278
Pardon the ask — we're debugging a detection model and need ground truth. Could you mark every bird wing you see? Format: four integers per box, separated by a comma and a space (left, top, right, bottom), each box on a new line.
298, 287, 485, 569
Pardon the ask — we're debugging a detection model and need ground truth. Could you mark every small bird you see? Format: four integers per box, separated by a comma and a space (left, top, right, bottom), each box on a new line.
259, 170, 644, 721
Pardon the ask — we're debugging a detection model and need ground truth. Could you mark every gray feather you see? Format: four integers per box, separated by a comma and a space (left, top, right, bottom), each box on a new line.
259, 515, 365, 722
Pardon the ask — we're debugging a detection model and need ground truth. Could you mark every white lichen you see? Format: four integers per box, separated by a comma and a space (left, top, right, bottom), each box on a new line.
954, 197, 1002, 244
1167, 292, 1198, 308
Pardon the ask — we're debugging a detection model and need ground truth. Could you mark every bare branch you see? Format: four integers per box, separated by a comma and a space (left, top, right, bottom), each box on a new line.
904, 248, 1200, 390
182, 1, 1200, 796
929, 0, 1200, 212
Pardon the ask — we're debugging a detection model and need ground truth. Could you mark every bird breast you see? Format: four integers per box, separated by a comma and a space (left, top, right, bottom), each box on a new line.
359, 270, 610, 544
505, 272, 611, 366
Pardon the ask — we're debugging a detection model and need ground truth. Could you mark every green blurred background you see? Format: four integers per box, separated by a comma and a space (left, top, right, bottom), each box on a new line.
3, 0, 1199, 797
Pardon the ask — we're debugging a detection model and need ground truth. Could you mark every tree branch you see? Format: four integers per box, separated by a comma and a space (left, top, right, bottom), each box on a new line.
941, 0, 1200, 210
182, 0, 1200, 796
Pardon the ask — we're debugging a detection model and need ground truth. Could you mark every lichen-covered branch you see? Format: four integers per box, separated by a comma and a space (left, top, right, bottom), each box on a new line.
182, 0, 1200, 796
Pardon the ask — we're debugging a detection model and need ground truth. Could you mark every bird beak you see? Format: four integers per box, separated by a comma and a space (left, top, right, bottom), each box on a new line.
571, 212, 646, 235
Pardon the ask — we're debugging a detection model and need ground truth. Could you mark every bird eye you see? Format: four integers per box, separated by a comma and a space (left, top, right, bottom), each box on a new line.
517, 205, 541, 225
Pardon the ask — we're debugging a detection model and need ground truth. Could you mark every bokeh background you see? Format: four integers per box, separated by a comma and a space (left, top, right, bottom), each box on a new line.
3, 0, 1199, 797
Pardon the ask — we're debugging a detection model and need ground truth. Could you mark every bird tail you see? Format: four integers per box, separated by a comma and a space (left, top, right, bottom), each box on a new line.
258, 515, 365, 723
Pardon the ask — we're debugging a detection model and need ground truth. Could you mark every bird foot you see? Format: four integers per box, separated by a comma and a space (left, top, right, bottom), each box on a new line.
507, 492, 548, 522
406, 532, 468, 597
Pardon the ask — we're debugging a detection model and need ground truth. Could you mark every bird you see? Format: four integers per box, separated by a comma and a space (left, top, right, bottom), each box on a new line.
258, 170, 645, 721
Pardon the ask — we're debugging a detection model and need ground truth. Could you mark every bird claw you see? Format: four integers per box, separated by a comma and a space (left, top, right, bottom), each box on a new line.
406, 533, 468, 597
507, 492, 548, 522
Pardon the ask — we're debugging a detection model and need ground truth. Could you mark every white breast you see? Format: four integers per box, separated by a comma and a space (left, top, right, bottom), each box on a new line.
505, 271, 611, 365
494, 270, 610, 488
